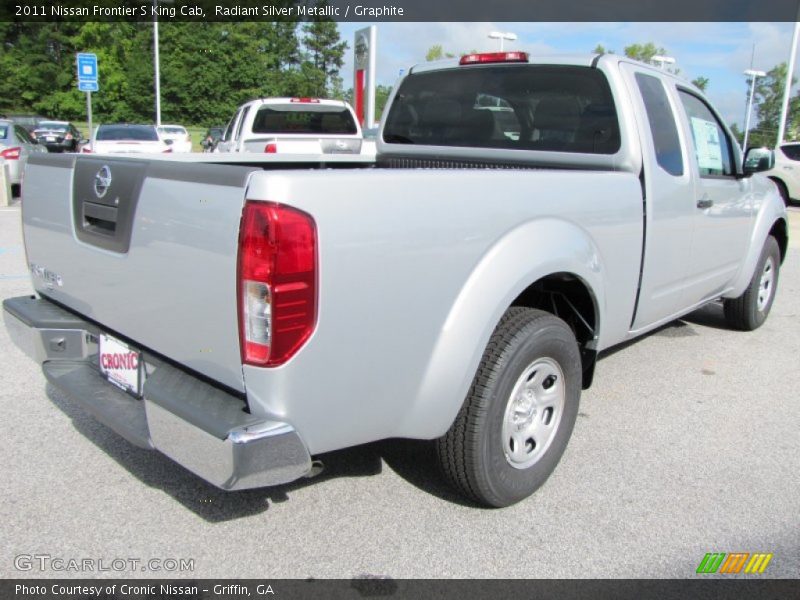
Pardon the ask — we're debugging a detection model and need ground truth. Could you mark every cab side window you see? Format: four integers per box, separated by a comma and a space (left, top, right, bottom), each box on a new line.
222, 108, 243, 143
634, 73, 683, 177
235, 107, 250, 142
678, 90, 735, 177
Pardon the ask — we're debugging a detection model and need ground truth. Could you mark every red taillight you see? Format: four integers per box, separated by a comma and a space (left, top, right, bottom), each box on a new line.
264, 143, 277, 153
237, 201, 317, 367
290, 97, 320, 103
0, 147, 20, 160
65, 133, 73, 140
459, 52, 529, 66
81, 147, 93, 153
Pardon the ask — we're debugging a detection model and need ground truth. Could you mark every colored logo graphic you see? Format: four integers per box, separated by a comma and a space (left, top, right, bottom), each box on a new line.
696, 552, 773, 574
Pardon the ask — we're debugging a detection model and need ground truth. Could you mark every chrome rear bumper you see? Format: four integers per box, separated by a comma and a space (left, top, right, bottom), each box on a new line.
3, 295, 312, 491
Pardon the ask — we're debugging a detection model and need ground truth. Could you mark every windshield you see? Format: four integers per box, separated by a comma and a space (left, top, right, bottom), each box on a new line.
97, 125, 159, 141
383, 65, 620, 154
252, 107, 357, 135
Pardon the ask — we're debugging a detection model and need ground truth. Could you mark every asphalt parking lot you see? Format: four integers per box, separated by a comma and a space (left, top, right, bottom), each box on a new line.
1, 201, 798, 580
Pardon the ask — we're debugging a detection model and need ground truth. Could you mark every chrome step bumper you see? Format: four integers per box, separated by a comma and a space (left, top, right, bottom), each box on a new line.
3, 295, 312, 491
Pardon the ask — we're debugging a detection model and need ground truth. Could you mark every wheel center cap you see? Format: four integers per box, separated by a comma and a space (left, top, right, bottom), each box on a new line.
513, 399, 536, 428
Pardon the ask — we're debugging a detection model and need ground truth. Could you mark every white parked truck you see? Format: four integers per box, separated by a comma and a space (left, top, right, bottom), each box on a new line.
215, 97, 363, 155
3, 53, 788, 507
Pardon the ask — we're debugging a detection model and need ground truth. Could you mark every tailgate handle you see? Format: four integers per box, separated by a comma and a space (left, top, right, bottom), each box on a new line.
83, 201, 118, 235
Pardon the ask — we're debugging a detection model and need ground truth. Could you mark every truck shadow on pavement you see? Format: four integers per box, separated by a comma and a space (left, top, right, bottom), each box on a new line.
599, 302, 729, 360
45, 383, 475, 520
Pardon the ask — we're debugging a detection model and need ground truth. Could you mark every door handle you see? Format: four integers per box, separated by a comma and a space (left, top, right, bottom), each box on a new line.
697, 197, 714, 209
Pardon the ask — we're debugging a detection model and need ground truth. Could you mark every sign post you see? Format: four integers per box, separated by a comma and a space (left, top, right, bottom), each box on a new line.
354, 26, 377, 128
76, 53, 98, 150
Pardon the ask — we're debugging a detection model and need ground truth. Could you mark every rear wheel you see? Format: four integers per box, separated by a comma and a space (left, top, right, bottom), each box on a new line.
436, 307, 581, 507
724, 236, 780, 331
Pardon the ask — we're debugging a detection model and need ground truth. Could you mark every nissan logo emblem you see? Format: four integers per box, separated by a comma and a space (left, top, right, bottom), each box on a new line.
94, 166, 112, 198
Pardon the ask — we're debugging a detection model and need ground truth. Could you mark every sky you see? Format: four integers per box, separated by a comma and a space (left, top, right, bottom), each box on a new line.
335, 22, 800, 131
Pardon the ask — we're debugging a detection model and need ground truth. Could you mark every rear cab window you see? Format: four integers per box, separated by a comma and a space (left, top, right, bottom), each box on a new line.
252, 105, 358, 135
383, 65, 620, 154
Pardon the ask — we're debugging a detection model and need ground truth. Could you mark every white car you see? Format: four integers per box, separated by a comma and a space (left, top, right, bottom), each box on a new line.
157, 124, 193, 153
748, 142, 800, 205
215, 97, 362, 155
0, 119, 48, 197
85, 124, 172, 154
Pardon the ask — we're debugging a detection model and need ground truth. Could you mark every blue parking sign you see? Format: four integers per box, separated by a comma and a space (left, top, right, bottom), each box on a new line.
76, 53, 98, 90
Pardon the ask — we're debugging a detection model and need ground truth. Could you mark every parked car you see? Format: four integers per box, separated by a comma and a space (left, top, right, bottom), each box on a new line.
215, 97, 362, 154
31, 120, 82, 152
85, 124, 172, 154
749, 142, 800, 205
6, 53, 788, 507
156, 124, 193, 153
0, 118, 48, 197
200, 126, 225, 152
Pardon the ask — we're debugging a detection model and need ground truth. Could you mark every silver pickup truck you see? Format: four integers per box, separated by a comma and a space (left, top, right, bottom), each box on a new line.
3, 53, 788, 507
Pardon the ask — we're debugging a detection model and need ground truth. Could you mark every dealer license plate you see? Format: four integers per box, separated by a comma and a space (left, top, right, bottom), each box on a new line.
99, 333, 142, 397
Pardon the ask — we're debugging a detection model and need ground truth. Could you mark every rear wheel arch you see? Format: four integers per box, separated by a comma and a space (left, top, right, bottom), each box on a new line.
510, 272, 599, 388
769, 218, 788, 264
768, 176, 790, 205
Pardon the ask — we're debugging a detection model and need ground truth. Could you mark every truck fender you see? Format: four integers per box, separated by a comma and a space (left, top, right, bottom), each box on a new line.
396, 217, 605, 440
727, 182, 788, 299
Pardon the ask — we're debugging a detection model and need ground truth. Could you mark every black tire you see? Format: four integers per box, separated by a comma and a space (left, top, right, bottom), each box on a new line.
770, 178, 790, 206
436, 307, 581, 508
724, 236, 780, 331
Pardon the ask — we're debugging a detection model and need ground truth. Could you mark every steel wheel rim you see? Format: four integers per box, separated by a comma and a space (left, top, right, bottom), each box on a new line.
757, 256, 775, 312
501, 357, 565, 470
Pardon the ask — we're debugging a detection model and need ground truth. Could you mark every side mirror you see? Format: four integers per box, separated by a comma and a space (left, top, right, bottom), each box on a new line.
743, 147, 774, 175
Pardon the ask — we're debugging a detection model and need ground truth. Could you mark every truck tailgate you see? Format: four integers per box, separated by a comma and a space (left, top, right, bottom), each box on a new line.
22, 154, 257, 393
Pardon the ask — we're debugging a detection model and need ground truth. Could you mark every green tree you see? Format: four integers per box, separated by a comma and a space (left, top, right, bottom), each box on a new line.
624, 42, 665, 63
426, 45, 455, 61
748, 63, 800, 147
302, 21, 348, 97
692, 76, 710, 91
593, 44, 614, 54
0, 21, 347, 127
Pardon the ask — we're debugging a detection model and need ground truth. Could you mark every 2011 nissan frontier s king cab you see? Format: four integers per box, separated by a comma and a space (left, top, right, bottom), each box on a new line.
3, 52, 788, 507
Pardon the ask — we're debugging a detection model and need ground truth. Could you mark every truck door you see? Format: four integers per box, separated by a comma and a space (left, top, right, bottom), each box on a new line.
673, 88, 753, 305
620, 64, 696, 330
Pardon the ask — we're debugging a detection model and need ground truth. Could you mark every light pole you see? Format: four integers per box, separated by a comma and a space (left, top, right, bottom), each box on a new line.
488, 31, 517, 52
152, 0, 174, 127
153, 0, 161, 127
743, 69, 766, 156
651, 55, 676, 70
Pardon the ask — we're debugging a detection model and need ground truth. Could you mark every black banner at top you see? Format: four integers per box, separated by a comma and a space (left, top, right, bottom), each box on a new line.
2, 0, 800, 22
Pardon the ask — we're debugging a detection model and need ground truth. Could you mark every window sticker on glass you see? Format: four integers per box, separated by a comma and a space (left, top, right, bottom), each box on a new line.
690, 117, 723, 172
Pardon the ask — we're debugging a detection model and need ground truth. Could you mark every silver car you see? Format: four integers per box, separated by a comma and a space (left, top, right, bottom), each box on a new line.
0, 119, 48, 197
